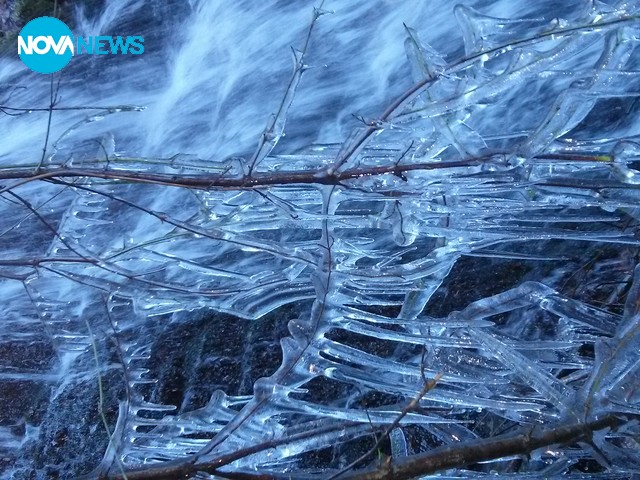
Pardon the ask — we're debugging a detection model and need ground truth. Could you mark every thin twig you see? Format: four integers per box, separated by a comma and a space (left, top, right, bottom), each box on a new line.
247, 1, 328, 175
38, 75, 61, 169
328, 349, 442, 480
84, 316, 129, 480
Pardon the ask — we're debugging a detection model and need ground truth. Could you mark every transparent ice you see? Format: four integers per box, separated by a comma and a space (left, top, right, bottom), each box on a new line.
0, 0, 639, 478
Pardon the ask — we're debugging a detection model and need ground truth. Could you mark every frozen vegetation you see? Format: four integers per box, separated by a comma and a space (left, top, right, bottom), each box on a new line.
0, 0, 639, 478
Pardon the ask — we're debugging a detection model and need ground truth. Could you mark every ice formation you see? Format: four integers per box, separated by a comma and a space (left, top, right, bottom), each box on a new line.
0, 0, 639, 478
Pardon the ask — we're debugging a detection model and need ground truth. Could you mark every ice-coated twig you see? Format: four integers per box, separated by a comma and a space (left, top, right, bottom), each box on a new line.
339, 415, 622, 480
327, 10, 640, 174
247, 2, 329, 175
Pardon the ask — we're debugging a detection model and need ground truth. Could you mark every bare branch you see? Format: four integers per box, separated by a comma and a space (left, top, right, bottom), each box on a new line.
339, 415, 623, 480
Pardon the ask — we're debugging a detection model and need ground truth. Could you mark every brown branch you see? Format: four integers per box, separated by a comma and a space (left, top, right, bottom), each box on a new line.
329, 364, 443, 479
0, 257, 97, 266
0, 151, 633, 195
102, 422, 365, 480
0, 157, 491, 194
339, 414, 622, 480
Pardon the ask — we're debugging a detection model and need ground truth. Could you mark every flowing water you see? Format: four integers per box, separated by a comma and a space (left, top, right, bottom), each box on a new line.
1, 0, 467, 162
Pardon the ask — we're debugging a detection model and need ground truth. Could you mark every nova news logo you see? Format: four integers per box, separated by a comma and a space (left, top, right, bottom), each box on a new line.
18, 16, 144, 74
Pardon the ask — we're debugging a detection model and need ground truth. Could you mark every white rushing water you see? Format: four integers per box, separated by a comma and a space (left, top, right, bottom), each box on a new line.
1, 0, 464, 162
1, 0, 606, 162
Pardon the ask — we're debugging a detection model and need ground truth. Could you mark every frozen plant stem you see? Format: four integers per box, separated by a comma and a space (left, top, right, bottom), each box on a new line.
339, 415, 623, 480
329, 367, 443, 480
84, 318, 128, 480
247, 1, 328, 175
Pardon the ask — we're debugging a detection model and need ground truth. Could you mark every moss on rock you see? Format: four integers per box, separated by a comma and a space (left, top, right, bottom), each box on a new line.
0, 0, 77, 56
15, 0, 73, 25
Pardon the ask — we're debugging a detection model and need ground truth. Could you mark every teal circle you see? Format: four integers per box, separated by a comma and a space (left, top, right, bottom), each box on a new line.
18, 17, 74, 74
